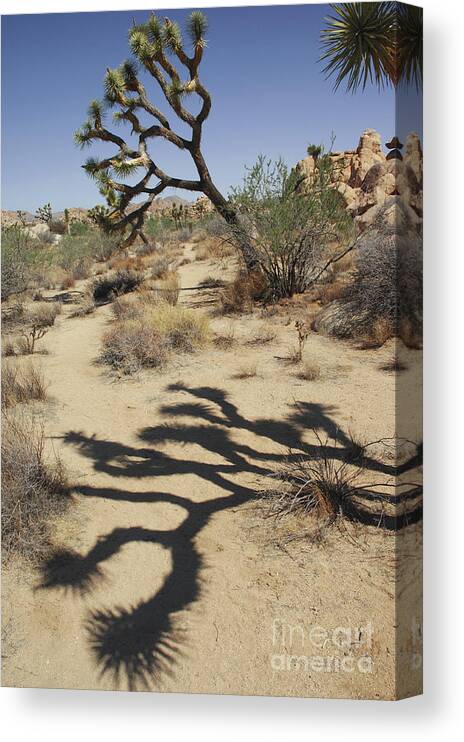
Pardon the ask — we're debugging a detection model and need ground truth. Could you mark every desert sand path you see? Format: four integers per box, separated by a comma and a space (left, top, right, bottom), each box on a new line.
2, 244, 419, 698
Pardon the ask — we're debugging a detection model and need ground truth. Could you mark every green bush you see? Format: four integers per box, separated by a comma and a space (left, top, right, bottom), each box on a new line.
230, 154, 352, 299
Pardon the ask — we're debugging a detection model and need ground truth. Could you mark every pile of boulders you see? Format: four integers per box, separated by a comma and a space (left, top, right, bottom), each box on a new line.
295, 128, 423, 234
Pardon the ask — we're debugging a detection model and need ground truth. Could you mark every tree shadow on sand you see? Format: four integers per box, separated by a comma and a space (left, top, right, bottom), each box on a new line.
38, 383, 422, 690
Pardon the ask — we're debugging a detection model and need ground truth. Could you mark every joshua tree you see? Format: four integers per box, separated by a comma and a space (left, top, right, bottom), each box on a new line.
35, 202, 53, 225
16, 210, 27, 227
75, 11, 254, 264
320, 2, 423, 92
87, 204, 111, 228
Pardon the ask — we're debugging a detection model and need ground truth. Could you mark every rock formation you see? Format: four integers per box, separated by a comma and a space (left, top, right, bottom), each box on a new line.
295, 129, 423, 233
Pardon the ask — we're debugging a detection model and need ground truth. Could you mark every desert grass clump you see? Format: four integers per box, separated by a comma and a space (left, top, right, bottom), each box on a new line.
296, 361, 321, 381
157, 271, 180, 306
245, 326, 276, 346
100, 302, 209, 374
213, 324, 236, 350
2, 362, 48, 408
1, 410, 70, 562
263, 439, 361, 536
233, 363, 258, 379
92, 269, 143, 303
2, 337, 16, 357
150, 254, 171, 279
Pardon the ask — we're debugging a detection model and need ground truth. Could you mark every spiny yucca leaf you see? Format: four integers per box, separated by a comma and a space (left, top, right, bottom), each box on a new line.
111, 159, 142, 177
87, 99, 104, 125
163, 20, 183, 52
320, 2, 396, 92
74, 121, 93, 148
167, 78, 186, 99
104, 68, 127, 103
83, 157, 103, 177
187, 11, 208, 46
147, 13, 162, 42
120, 59, 139, 86
129, 29, 154, 63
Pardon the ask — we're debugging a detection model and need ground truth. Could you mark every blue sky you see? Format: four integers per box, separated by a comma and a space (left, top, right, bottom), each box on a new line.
1, 4, 421, 212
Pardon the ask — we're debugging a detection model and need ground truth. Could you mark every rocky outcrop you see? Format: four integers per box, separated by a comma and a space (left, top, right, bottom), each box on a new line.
295, 129, 423, 233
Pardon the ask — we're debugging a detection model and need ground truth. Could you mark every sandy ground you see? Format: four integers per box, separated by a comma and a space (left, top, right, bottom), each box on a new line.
2, 244, 422, 698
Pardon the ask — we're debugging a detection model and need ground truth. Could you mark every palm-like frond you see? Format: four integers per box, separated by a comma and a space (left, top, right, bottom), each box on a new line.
396, 4, 423, 89
320, 3, 395, 92
320, 2, 422, 92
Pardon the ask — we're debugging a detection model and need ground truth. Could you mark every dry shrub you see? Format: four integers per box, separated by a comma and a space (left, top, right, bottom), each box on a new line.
100, 302, 209, 374
60, 273, 76, 290
296, 362, 321, 381
220, 270, 266, 314
27, 302, 61, 327
92, 269, 143, 303
194, 243, 210, 262
317, 279, 348, 305
1, 410, 70, 562
233, 363, 258, 379
213, 324, 236, 349
2, 337, 16, 357
2, 361, 48, 408
245, 326, 276, 346
72, 258, 92, 281
108, 255, 144, 272
158, 271, 180, 306
14, 302, 61, 355
150, 254, 171, 279
194, 235, 235, 262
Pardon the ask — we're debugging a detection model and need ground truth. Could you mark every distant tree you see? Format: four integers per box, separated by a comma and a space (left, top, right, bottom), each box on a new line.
16, 210, 27, 227
320, 2, 422, 92
35, 202, 53, 225
307, 144, 322, 159
75, 11, 255, 267
87, 204, 110, 228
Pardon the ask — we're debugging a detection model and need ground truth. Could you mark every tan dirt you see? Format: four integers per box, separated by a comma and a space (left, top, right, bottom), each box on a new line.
2, 243, 422, 698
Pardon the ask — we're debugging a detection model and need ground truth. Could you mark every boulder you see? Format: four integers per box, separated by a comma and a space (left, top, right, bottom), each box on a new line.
24, 223, 51, 240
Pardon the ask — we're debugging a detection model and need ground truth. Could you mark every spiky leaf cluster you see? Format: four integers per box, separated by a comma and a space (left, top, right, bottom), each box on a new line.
187, 11, 208, 47
320, 2, 423, 92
